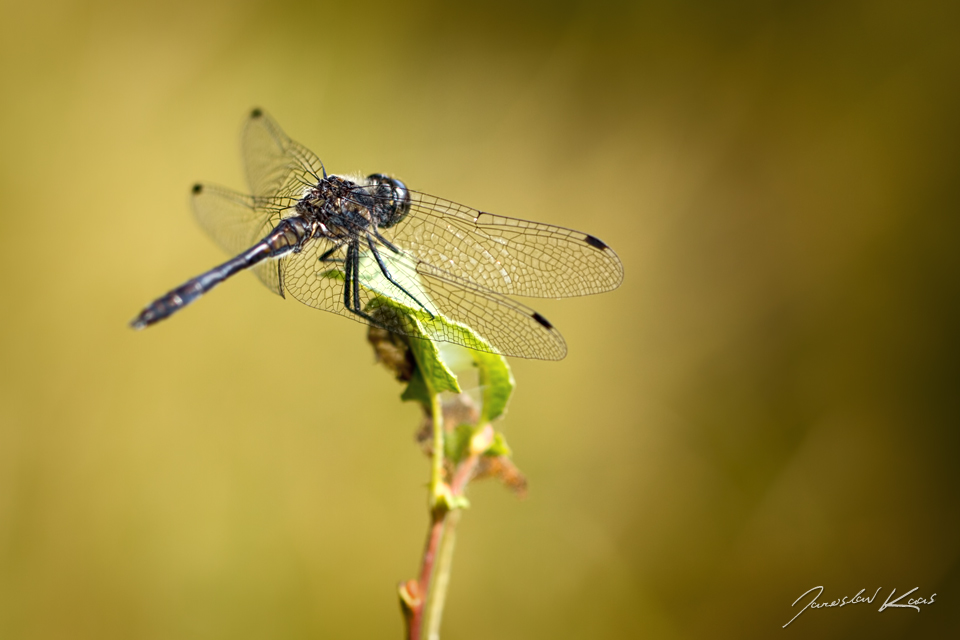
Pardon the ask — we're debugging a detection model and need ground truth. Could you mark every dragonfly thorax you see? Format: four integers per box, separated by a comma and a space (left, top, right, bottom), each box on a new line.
294, 174, 410, 240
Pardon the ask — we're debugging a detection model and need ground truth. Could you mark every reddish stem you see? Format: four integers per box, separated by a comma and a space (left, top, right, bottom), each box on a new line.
406, 457, 483, 638
408, 514, 445, 639
451, 453, 480, 496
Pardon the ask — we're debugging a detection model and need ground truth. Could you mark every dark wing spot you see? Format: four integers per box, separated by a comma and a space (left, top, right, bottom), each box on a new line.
584, 234, 609, 250
531, 311, 554, 329
192, 183, 203, 194
251, 108, 263, 118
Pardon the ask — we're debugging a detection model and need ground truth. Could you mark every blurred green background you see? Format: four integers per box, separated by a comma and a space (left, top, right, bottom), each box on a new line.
1, 1, 958, 638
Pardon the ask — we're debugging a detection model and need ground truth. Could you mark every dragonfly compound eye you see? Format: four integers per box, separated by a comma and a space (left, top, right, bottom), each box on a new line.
367, 173, 411, 228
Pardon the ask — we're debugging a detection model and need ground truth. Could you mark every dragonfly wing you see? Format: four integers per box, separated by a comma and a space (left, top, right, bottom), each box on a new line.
412, 259, 568, 360
191, 183, 286, 296
280, 238, 567, 360
380, 191, 624, 299
241, 109, 326, 200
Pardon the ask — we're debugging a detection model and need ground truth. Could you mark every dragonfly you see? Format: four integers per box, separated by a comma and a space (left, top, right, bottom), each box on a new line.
130, 109, 623, 360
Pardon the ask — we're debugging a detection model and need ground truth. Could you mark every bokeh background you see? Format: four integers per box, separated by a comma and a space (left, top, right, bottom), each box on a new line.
1, 1, 958, 638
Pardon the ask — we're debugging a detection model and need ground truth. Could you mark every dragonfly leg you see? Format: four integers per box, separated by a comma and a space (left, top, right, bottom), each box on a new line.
372, 229, 401, 254
317, 245, 344, 263
343, 241, 354, 310
351, 242, 363, 315
366, 234, 434, 318
341, 241, 384, 326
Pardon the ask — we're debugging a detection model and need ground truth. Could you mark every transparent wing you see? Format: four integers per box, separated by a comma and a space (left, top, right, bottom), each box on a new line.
241, 109, 326, 199
280, 239, 567, 360
241, 110, 622, 299
190, 183, 288, 296
375, 190, 624, 299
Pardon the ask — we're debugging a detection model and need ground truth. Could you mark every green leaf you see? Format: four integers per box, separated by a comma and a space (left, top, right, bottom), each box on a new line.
322, 261, 458, 398
484, 431, 513, 458
355, 254, 460, 396
325, 251, 515, 413
473, 350, 514, 423
405, 321, 460, 397
400, 369, 431, 406
367, 297, 460, 398
353, 252, 503, 360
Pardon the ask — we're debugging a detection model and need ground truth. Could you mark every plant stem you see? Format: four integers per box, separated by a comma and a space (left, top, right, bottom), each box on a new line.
429, 393, 445, 503
406, 404, 489, 639
425, 509, 460, 640
421, 430, 486, 639
407, 392, 447, 640
410, 516, 445, 640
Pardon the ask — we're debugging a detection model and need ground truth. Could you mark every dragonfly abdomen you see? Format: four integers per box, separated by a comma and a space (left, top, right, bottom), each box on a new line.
130, 217, 312, 329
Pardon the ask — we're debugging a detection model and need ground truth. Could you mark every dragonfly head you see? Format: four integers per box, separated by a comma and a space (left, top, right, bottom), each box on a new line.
366, 174, 411, 228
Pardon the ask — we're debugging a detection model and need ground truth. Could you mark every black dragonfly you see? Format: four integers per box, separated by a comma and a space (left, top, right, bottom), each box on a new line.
130, 109, 623, 360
